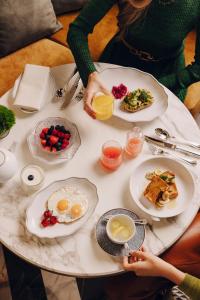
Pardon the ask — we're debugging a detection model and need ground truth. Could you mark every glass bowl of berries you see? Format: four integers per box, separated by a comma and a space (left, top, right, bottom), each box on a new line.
34, 117, 77, 155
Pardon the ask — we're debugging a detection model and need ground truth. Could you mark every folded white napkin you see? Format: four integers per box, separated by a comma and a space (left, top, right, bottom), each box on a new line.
13, 64, 50, 112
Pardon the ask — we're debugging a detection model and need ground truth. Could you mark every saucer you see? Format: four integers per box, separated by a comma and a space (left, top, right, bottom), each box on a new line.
96, 208, 145, 256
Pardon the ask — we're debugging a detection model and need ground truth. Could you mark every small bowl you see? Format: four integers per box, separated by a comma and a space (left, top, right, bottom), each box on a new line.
34, 117, 77, 155
106, 214, 136, 244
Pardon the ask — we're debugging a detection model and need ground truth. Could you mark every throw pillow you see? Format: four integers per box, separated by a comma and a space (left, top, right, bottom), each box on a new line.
51, 0, 88, 15
0, 0, 62, 58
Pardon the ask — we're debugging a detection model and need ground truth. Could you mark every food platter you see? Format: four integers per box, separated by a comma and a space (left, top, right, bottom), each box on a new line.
98, 66, 168, 122
129, 157, 195, 218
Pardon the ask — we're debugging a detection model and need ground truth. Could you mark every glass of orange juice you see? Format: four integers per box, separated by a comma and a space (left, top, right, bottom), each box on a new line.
125, 127, 144, 158
100, 140, 122, 171
92, 93, 114, 120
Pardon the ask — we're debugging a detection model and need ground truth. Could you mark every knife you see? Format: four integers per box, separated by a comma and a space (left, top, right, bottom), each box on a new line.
145, 136, 200, 159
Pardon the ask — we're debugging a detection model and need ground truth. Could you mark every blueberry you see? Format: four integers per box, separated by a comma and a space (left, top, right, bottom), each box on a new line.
60, 126, 66, 133
28, 175, 34, 181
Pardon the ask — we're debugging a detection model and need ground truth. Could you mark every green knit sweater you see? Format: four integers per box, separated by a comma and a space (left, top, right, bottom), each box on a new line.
179, 274, 200, 300
67, 0, 200, 101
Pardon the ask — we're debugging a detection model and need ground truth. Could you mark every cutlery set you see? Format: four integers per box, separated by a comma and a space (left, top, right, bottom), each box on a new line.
146, 128, 200, 165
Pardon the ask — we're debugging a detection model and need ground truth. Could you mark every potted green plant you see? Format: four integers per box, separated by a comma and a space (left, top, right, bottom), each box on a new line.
0, 105, 15, 139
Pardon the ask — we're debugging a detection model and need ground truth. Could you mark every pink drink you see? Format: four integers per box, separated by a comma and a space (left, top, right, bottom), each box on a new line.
125, 127, 144, 158
101, 141, 122, 170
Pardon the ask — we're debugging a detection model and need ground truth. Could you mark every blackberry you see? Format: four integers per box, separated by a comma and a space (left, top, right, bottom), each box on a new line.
60, 126, 66, 133
65, 130, 70, 134
55, 125, 60, 130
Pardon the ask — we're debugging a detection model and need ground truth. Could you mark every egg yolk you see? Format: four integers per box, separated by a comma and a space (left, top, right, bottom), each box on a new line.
57, 199, 68, 212
71, 204, 82, 219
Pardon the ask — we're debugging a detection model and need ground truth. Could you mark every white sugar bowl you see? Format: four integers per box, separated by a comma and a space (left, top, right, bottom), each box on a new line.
0, 148, 18, 183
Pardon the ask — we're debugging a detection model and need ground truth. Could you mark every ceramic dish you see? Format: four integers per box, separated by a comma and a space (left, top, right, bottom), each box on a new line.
96, 208, 145, 256
129, 157, 195, 218
26, 177, 99, 238
27, 120, 81, 165
98, 67, 168, 122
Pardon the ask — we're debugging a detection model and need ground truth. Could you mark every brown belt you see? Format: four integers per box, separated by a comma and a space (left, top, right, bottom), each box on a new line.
121, 37, 161, 62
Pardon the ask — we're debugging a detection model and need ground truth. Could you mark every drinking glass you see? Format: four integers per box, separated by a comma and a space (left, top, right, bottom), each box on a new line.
125, 127, 144, 158
92, 94, 114, 120
100, 140, 122, 170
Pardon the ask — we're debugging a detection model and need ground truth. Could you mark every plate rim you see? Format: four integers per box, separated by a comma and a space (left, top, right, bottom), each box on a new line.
129, 156, 196, 218
26, 176, 99, 238
98, 66, 169, 122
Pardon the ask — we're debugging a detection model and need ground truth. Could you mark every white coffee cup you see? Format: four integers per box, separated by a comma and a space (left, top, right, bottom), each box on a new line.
106, 214, 136, 244
0, 148, 18, 183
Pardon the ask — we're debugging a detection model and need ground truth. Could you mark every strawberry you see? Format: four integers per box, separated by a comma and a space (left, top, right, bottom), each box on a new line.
42, 128, 49, 134
64, 133, 71, 140
40, 132, 45, 139
41, 139, 46, 146
49, 136, 59, 145
52, 129, 58, 136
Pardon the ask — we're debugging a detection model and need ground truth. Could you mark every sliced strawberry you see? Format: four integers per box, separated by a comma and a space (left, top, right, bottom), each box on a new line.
49, 136, 59, 145
42, 128, 49, 134
41, 139, 46, 146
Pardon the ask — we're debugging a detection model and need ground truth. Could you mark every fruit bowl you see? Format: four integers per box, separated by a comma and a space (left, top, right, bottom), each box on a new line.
34, 117, 77, 155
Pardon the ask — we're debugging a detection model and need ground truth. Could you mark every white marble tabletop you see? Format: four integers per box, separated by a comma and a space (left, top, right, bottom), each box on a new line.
0, 63, 200, 277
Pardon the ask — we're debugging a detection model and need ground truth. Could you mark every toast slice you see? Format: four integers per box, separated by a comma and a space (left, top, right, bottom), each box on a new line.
144, 175, 169, 204
120, 101, 152, 113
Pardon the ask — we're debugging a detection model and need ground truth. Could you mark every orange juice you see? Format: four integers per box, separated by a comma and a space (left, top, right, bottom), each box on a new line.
92, 94, 114, 120
101, 141, 122, 170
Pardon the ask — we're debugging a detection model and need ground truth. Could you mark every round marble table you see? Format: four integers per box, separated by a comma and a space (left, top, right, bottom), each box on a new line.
0, 63, 200, 277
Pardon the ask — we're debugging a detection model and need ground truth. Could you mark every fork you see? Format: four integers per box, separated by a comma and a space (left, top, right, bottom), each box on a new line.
148, 144, 197, 166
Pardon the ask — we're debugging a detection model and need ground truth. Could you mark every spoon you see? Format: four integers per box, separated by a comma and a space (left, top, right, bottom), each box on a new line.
155, 128, 200, 150
104, 216, 147, 225
149, 144, 197, 166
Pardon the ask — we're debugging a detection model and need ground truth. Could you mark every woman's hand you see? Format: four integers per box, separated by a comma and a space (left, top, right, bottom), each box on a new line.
84, 71, 112, 118
123, 249, 185, 285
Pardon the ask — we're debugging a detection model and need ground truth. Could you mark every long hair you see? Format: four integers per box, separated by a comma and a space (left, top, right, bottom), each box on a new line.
118, 0, 152, 39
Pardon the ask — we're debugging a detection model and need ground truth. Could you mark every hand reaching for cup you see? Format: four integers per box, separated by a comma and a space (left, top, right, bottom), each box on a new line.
84, 71, 112, 119
123, 248, 185, 285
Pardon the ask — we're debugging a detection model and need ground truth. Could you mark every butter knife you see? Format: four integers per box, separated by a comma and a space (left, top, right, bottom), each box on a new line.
145, 136, 200, 159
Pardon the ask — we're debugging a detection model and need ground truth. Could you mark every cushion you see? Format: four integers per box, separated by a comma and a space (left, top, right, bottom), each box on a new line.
0, 0, 62, 58
0, 39, 74, 97
51, 0, 88, 15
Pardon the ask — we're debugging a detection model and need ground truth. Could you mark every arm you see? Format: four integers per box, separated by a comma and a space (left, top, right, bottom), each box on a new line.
67, 0, 116, 87
159, 18, 200, 93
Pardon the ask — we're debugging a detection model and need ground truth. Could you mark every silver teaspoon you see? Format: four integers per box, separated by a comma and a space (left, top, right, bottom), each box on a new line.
155, 128, 200, 150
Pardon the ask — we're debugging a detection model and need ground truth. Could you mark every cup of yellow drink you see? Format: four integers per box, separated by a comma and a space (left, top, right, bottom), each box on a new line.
92, 93, 114, 120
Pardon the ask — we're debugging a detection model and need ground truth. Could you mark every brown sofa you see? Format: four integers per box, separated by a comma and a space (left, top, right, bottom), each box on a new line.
0, 5, 200, 114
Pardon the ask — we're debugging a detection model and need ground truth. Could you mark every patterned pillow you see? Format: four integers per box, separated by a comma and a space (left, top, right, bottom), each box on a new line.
51, 0, 88, 15
0, 0, 62, 58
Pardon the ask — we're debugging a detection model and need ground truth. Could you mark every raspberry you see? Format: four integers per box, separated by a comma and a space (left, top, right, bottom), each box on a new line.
64, 133, 71, 140
42, 128, 49, 134
41, 218, 50, 227
52, 129, 58, 136
43, 210, 52, 218
50, 216, 58, 225
40, 132, 45, 139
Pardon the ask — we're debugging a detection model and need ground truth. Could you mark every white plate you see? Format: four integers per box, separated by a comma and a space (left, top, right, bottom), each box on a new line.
98, 67, 168, 122
129, 157, 195, 218
26, 177, 99, 238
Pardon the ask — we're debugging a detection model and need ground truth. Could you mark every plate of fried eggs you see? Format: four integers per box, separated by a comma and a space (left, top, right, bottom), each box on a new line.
26, 177, 99, 238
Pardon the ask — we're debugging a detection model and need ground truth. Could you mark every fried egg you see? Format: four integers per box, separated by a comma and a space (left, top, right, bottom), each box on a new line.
47, 186, 88, 223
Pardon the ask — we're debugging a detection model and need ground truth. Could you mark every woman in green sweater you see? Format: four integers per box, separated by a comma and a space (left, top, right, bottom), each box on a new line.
123, 249, 200, 300
67, 0, 200, 118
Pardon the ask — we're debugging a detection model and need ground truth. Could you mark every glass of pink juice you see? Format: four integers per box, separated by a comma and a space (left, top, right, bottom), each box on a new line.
125, 127, 144, 158
101, 140, 122, 170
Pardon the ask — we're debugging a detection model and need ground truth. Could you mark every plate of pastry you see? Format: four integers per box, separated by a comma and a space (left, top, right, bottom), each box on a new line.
98, 66, 168, 122
129, 157, 195, 218
26, 177, 99, 238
